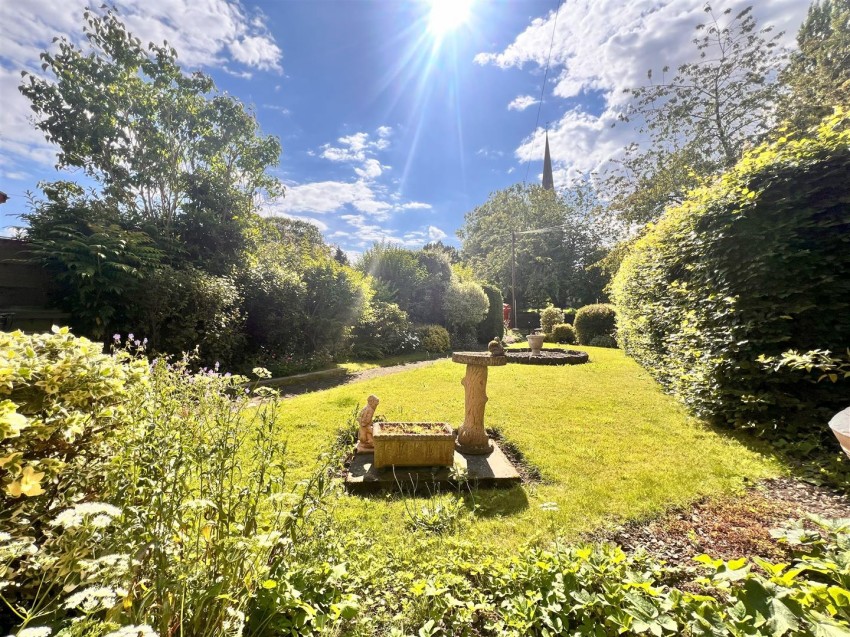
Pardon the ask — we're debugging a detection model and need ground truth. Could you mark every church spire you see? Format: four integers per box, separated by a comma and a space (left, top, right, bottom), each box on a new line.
542, 131, 554, 191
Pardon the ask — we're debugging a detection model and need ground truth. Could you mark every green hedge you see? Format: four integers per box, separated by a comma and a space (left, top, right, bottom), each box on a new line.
612, 112, 850, 430
477, 283, 504, 343
574, 304, 617, 345
551, 323, 577, 344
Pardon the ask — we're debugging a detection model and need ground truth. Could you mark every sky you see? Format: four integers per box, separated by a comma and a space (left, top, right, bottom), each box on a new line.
0, 0, 811, 258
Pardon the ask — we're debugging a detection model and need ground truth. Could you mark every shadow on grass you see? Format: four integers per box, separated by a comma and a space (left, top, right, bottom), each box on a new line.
701, 416, 850, 496
461, 485, 530, 518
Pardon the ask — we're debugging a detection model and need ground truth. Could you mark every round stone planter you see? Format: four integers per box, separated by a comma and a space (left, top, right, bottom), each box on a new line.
506, 348, 589, 365
527, 333, 545, 355
829, 406, 850, 460
372, 422, 455, 469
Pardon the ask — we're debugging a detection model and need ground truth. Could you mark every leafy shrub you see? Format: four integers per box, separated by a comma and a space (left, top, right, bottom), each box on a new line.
1, 330, 351, 636
131, 265, 246, 367
574, 303, 617, 345
449, 326, 480, 351
477, 283, 505, 343
0, 328, 148, 522
612, 112, 850, 430
240, 256, 368, 361
551, 323, 577, 344
443, 279, 489, 328
416, 324, 451, 354
540, 305, 565, 335
563, 308, 577, 325
350, 301, 418, 359
589, 334, 618, 348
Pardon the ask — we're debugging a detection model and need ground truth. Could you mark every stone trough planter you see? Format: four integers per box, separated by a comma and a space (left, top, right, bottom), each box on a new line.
829, 406, 850, 460
373, 422, 454, 469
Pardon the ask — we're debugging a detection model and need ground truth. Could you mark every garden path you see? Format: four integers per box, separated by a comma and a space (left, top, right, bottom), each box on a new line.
277, 357, 448, 399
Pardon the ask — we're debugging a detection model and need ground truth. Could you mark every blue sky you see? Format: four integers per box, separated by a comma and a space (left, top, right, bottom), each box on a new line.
0, 0, 810, 257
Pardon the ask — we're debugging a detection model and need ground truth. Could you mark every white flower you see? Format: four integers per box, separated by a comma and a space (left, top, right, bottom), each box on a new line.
15, 628, 52, 637
51, 503, 122, 529
103, 626, 156, 637
63, 585, 126, 611
223, 607, 246, 637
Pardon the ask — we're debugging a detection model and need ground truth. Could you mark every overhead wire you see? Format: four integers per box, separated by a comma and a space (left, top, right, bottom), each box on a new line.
522, 0, 563, 185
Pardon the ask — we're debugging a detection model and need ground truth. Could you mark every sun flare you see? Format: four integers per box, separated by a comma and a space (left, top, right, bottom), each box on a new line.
428, 0, 473, 37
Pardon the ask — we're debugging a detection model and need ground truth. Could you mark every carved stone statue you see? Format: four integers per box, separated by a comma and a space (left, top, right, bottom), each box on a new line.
356, 394, 380, 453
488, 337, 505, 357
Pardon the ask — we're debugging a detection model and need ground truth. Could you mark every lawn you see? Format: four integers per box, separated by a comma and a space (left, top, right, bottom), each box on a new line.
273, 345, 782, 554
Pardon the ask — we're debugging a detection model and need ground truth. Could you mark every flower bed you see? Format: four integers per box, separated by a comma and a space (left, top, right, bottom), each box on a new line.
373, 422, 454, 468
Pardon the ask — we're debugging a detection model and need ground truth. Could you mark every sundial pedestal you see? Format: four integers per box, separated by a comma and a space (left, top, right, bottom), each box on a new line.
451, 352, 507, 456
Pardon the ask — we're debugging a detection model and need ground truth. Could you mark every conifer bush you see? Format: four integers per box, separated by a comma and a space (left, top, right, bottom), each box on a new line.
612, 111, 850, 430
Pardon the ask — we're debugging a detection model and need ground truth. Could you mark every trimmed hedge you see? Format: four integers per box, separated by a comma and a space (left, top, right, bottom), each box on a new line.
417, 324, 451, 353
477, 283, 504, 343
612, 111, 850, 430
574, 304, 617, 345
551, 323, 577, 344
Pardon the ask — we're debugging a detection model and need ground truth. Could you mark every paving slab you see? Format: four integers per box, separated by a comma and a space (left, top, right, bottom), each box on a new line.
344, 441, 521, 494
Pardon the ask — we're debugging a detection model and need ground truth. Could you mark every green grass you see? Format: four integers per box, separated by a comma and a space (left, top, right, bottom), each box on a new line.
273, 346, 782, 554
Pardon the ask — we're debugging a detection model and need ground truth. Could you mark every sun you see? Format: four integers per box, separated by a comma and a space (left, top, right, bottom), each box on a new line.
427, 0, 473, 37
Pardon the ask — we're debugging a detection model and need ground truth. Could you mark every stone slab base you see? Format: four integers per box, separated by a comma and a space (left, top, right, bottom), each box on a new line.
344, 441, 521, 494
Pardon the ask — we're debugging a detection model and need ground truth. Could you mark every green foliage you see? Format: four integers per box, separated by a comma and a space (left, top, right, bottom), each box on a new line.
540, 305, 565, 335
1, 330, 353, 636
551, 323, 577, 345
0, 328, 147, 520
562, 308, 577, 325
416, 324, 451, 354
612, 111, 850, 430
574, 304, 617, 346
350, 301, 418, 359
778, 0, 850, 131
459, 182, 610, 309
19, 7, 281, 236
402, 494, 466, 535
443, 279, 489, 329
358, 244, 429, 315
608, 5, 786, 224
239, 221, 369, 363
357, 244, 456, 327
130, 266, 246, 367
589, 334, 618, 349
476, 284, 504, 344
23, 183, 163, 339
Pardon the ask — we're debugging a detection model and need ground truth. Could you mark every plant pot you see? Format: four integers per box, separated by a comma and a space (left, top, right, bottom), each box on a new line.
527, 333, 545, 355
829, 406, 850, 460
373, 422, 454, 469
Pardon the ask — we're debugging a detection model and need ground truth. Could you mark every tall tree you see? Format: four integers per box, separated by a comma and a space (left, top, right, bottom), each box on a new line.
608, 5, 786, 225
458, 183, 608, 310
777, 0, 850, 130
19, 8, 281, 239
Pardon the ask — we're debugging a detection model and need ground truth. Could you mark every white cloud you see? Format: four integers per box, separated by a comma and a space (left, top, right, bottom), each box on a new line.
275, 125, 429, 224
508, 95, 538, 111
270, 180, 384, 215
476, 0, 809, 183
334, 215, 445, 250
227, 35, 281, 71
427, 225, 447, 241
0, 0, 283, 170
354, 158, 384, 180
